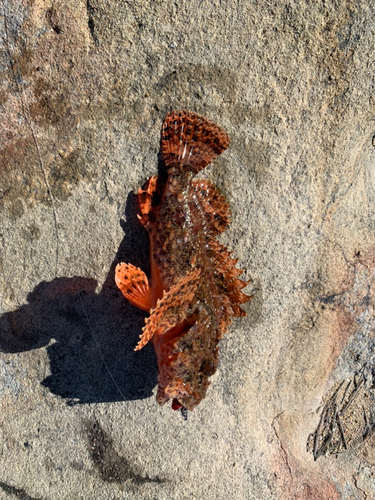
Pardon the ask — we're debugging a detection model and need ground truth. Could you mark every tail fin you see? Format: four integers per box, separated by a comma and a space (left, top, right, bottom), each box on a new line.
161, 110, 230, 173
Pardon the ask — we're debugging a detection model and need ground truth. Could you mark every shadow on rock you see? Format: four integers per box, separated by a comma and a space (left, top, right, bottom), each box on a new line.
0, 192, 158, 404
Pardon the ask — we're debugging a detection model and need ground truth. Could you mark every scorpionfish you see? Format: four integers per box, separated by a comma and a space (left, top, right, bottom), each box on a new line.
115, 110, 251, 412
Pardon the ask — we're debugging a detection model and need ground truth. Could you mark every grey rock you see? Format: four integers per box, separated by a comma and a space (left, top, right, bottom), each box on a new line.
1, 0, 375, 498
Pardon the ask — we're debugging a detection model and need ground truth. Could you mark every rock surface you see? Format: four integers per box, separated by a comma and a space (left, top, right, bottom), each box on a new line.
1, 0, 375, 498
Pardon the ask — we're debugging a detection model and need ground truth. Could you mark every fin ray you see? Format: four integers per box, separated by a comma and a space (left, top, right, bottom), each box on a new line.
137, 175, 159, 229
161, 110, 230, 173
207, 239, 252, 318
135, 268, 201, 351
115, 263, 153, 312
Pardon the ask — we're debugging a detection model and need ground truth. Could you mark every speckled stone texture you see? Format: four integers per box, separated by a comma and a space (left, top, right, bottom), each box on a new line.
1, 1, 375, 499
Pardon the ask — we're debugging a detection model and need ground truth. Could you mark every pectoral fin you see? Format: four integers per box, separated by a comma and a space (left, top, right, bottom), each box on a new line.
135, 268, 201, 351
115, 263, 153, 312
137, 175, 158, 229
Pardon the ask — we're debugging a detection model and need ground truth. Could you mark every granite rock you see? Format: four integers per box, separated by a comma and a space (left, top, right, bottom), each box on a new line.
1, 1, 375, 498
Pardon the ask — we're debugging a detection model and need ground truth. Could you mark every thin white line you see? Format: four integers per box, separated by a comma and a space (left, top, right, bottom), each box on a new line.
3, 1, 60, 275
179, 123, 184, 161
79, 293, 127, 401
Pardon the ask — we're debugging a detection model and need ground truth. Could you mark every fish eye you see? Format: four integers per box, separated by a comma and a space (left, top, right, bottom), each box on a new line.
201, 359, 215, 376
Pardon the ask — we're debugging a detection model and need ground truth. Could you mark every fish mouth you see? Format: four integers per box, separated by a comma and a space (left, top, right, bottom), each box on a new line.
171, 399, 188, 419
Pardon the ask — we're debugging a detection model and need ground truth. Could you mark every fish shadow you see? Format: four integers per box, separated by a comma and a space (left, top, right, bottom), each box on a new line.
0, 192, 158, 404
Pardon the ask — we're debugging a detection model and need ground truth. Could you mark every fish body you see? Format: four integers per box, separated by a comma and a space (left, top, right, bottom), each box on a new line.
116, 111, 251, 411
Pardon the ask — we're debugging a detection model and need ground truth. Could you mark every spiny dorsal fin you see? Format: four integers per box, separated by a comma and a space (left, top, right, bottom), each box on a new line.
207, 239, 252, 317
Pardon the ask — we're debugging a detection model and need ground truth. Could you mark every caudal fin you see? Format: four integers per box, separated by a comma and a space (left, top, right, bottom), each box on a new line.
161, 110, 230, 173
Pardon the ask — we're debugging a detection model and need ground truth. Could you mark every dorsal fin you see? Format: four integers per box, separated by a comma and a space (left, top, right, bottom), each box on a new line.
209, 240, 238, 275
161, 110, 230, 173
189, 179, 230, 235
207, 239, 252, 318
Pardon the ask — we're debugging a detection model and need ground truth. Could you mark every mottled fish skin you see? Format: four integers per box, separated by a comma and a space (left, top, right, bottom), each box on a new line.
116, 111, 251, 411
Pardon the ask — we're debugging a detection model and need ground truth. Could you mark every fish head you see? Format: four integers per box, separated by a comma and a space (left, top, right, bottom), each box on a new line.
155, 308, 219, 411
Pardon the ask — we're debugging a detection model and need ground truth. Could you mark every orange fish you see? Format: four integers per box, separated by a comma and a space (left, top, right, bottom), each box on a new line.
116, 110, 251, 413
